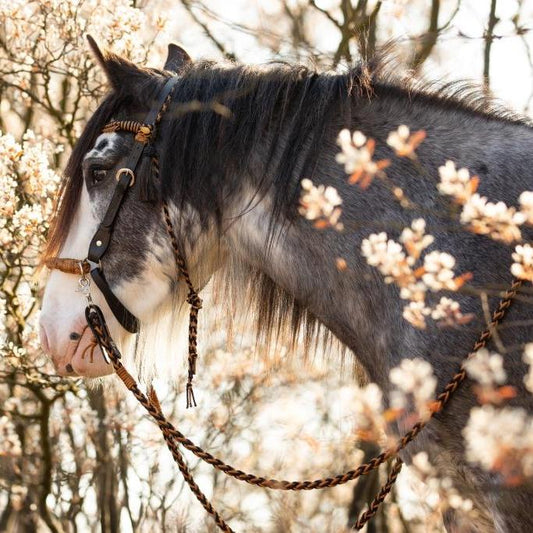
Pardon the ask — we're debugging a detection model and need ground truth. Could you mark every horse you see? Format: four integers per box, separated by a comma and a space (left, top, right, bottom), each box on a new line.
39, 39, 533, 532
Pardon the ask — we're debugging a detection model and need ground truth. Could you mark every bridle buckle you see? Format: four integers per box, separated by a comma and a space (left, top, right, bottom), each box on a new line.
115, 168, 135, 187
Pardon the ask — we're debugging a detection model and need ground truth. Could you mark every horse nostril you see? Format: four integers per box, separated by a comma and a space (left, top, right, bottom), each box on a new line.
69, 332, 81, 341
65, 364, 74, 373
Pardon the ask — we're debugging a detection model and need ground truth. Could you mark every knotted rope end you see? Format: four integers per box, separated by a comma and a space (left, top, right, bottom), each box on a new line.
186, 382, 197, 408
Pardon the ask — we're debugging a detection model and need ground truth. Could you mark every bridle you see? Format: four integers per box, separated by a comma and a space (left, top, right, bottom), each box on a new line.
45, 75, 203, 406
49, 76, 179, 334
44, 76, 524, 531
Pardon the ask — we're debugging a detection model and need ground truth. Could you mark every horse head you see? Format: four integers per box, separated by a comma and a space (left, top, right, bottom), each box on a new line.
39, 39, 222, 379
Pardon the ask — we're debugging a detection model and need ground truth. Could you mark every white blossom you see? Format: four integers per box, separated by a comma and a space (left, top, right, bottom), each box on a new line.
362, 224, 470, 330
389, 358, 437, 419
403, 301, 431, 329
523, 344, 533, 393
464, 349, 506, 387
519, 191, 533, 224
0, 416, 22, 457
336, 128, 389, 187
361, 232, 415, 286
461, 193, 525, 244
431, 297, 473, 327
298, 178, 343, 230
400, 218, 434, 260
353, 383, 385, 441
437, 160, 476, 204
422, 251, 458, 291
511, 244, 533, 281
386, 125, 426, 158
463, 405, 533, 481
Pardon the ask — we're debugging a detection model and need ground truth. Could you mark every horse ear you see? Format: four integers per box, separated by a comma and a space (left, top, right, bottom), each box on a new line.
86, 34, 152, 92
164, 43, 191, 74
87, 35, 106, 66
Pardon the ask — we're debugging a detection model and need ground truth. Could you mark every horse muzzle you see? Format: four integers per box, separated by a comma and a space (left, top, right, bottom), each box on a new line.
40, 321, 113, 378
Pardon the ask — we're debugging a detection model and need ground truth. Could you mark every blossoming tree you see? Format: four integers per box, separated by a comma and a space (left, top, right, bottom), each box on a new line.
2, 1, 533, 532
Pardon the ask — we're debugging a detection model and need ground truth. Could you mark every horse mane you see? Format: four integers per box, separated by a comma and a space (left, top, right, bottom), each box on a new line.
155, 58, 529, 362
44, 54, 531, 379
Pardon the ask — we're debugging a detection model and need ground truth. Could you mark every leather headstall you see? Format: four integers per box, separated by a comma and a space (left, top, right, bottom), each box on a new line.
83, 76, 179, 333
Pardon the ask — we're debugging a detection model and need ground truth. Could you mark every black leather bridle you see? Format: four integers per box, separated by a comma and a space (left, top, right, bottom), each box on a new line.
46, 74, 203, 404
84, 76, 179, 333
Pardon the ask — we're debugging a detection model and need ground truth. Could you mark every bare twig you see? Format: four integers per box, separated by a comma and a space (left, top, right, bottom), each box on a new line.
483, 0, 499, 95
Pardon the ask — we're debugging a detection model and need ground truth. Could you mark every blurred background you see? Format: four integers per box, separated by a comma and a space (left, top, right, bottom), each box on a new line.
1, 1, 532, 531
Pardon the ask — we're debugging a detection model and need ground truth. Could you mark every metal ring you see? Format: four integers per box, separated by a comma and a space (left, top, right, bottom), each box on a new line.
115, 168, 135, 187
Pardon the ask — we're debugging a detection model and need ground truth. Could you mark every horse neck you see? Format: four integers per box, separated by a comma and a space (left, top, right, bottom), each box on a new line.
220, 83, 533, 390
223, 191, 410, 390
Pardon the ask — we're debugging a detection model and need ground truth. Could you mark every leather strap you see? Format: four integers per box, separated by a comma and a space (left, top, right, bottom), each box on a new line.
88, 172, 134, 262
86, 76, 179, 334
90, 267, 139, 333
88, 76, 179, 262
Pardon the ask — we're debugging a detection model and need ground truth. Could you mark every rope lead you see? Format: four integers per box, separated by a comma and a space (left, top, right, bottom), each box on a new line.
84, 278, 521, 532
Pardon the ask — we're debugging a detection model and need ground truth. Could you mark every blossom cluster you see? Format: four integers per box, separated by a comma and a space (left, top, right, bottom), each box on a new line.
523, 344, 533, 394
361, 219, 472, 329
438, 161, 533, 280
353, 358, 439, 437
336, 128, 390, 188
463, 348, 517, 405
408, 452, 474, 517
352, 383, 385, 442
511, 244, 533, 282
0, 0, 168, 144
389, 358, 437, 420
464, 349, 506, 387
335, 125, 426, 190
0, 131, 60, 253
298, 178, 343, 230
0, 415, 22, 457
463, 405, 533, 485
386, 125, 426, 159
458, 344, 533, 483
438, 161, 528, 244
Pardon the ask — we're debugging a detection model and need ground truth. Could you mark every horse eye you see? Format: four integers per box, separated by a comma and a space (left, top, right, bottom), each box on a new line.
91, 168, 107, 185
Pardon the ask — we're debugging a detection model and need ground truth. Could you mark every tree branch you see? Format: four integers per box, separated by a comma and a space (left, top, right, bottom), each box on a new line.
483, 0, 499, 94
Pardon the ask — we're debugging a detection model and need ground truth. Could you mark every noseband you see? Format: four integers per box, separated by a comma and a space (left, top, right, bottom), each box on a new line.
45, 75, 203, 406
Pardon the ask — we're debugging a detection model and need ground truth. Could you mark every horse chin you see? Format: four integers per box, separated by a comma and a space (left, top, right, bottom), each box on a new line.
65, 325, 114, 378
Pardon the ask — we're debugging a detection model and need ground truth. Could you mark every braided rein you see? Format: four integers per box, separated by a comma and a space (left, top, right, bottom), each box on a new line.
83, 212, 521, 531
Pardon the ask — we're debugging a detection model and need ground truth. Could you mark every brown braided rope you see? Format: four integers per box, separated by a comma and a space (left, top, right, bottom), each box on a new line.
55, 185, 521, 528
354, 457, 404, 530
354, 277, 522, 529
162, 202, 203, 408
86, 308, 235, 532
53, 199, 521, 528
84, 223, 521, 530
